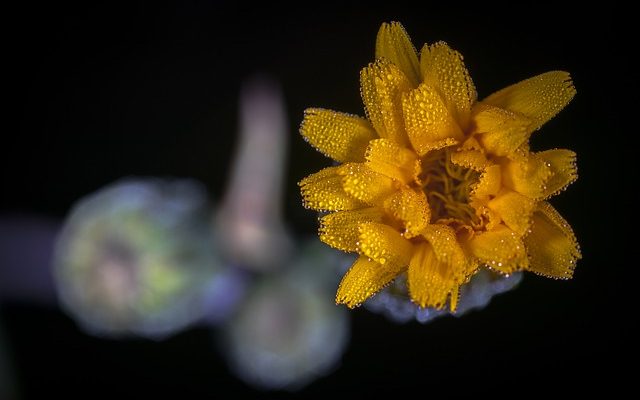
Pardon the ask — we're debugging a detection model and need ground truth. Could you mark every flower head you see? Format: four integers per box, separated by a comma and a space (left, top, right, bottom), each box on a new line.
54, 178, 220, 338
299, 22, 581, 311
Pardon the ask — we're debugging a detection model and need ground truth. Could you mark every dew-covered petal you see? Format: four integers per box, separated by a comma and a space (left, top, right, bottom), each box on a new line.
501, 155, 552, 199
421, 224, 468, 274
360, 59, 412, 146
468, 225, 528, 274
358, 222, 413, 267
402, 83, 462, 155
339, 163, 398, 205
420, 42, 477, 129
365, 138, 419, 184
299, 167, 365, 211
300, 108, 377, 162
450, 149, 489, 171
408, 242, 458, 310
537, 149, 578, 198
487, 190, 536, 236
470, 165, 504, 232
483, 71, 576, 131
382, 187, 430, 238
472, 104, 532, 157
336, 256, 405, 308
472, 164, 502, 202
375, 21, 421, 87
319, 208, 385, 252
524, 202, 580, 279
449, 137, 489, 171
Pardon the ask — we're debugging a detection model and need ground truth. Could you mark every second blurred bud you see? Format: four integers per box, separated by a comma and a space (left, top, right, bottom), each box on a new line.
214, 78, 293, 272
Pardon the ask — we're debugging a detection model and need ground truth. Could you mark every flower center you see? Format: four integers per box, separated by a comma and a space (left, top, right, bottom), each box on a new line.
419, 149, 480, 228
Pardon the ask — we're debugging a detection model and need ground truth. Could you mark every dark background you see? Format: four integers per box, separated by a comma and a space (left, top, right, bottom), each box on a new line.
2, 2, 630, 397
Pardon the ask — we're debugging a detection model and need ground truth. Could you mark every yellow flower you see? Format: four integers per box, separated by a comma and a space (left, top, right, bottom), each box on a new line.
299, 22, 581, 311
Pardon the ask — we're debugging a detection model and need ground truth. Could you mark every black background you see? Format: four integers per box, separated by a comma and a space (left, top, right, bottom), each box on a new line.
2, 2, 630, 398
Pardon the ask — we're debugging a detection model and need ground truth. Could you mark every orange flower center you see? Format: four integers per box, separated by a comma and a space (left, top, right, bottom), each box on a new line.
419, 149, 480, 228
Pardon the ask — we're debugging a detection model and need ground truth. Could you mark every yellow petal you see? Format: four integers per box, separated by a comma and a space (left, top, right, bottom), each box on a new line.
340, 163, 398, 205
473, 206, 501, 233
449, 285, 460, 312
382, 187, 430, 238
468, 225, 528, 274
449, 137, 489, 170
470, 165, 503, 231
319, 208, 385, 252
336, 256, 405, 308
501, 155, 552, 199
524, 202, 581, 279
376, 22, 421, 87
360, 59, 412, 146
472, 164, 502, 202
358, 222, 413, 267
402, 83, 463, 156
450, 149, 489, 171
421, 224, 468, 274
483, 71, 576, 131
487, 189, 536, 236
472, 104, 532, 157
420, 42, 476, 128
537, 149, 578, 198
300, 108, 377, 162
408, 242, 457, 309
365, 138, 419, 184
299, 166, 365, 211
